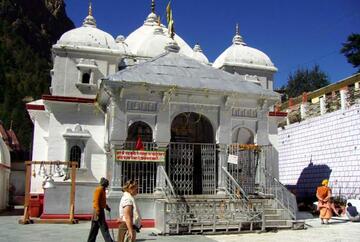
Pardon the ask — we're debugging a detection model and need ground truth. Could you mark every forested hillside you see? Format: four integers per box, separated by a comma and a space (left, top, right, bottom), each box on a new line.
0, 0, 74, 150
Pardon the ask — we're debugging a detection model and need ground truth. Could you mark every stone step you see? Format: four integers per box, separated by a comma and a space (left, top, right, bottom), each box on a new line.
265, 219, 291, 228
264, 208, 284, 215
264, 214, 283, 220
169, 222, 263, 234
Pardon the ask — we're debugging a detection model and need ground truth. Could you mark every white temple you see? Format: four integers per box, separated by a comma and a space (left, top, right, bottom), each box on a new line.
26, 2, 295, 232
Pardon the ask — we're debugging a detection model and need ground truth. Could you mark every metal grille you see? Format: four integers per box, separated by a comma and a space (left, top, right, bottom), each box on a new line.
168, 143, 194, 195
121, 161, 157, 194
228, 144, 258, 194
201, 144, 216, 195
120, 141, 158, 194
164, 199, 263, 234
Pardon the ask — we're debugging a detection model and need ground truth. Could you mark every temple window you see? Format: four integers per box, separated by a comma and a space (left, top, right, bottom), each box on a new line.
82, 72, 91, 84
63, 124, 91, 168
69, 145, 82, 168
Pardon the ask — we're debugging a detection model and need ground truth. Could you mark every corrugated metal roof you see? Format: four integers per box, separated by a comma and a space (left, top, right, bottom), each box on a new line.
104, 51, 279, 99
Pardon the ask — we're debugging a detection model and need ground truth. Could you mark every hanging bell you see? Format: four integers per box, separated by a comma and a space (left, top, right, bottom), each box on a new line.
32, 165, 36, 178
43, 176, 56, 189
53, 164, 64, 178
38, 163, 47, 178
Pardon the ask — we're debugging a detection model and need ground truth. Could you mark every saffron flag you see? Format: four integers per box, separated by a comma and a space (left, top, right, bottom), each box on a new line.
166, 1, 175, 38
166, 1, 172, 24
135, 136, 144, 150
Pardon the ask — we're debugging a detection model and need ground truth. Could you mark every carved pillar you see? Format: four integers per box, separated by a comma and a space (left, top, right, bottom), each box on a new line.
216, 98, 232, 195
107, 95, 127, 197
216, 143, 227, 195
153, 143, 168, 196
153, 97, 170, 196
256, 99, 270, 145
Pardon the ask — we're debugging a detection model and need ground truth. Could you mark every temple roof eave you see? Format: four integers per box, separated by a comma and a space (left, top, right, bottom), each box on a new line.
100, 79, 280, 101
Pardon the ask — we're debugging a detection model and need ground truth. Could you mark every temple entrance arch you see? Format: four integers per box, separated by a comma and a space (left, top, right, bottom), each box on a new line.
232, 127, 254, 144
168, 112, 216, 195
127, 121, 153, 142
170, 112, 214, 143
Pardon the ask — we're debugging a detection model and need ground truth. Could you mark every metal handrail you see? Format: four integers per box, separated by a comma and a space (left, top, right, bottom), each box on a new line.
221, 166, 249, 202
263, 168, 297, 220
158, 166, 176, 201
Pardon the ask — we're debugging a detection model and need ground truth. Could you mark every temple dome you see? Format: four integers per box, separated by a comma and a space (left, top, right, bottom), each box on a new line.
213, 25, 277, 72
57, 6, 118, 50
115, 35, 132, 55
191, 44, 209, 64
125, 11, 194, 58
136, 26, 173, 57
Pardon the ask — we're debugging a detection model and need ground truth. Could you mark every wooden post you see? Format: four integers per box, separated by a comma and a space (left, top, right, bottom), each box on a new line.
69, 162, 77, 223
19, 161, 32, 224
19, 161, 79, 224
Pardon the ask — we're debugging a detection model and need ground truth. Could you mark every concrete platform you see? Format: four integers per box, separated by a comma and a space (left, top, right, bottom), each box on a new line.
1, 210, 360, 242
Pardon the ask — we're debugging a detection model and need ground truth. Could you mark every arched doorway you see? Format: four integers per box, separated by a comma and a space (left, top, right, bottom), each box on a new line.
232, 127, 254, 144
122, 121, 156, 193
229, 127, 257, 194
127, 121, 153, 142
168, 112, 216, 195
171, 112, 214, 143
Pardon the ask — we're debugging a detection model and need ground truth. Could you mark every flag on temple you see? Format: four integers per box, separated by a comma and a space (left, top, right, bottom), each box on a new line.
135, 136, 144, 150
166, 1, 175, 39
166, 1, 172, 24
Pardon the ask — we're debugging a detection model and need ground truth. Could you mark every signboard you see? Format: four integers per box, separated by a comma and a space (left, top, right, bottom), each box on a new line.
116, 150, 165, 163
227, 154, 238, 165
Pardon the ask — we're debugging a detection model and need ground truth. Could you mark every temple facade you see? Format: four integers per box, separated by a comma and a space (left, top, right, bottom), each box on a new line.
26, 2, 295, 231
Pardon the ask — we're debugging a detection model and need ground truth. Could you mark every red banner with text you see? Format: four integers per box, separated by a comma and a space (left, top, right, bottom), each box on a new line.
115, 150, 165, 162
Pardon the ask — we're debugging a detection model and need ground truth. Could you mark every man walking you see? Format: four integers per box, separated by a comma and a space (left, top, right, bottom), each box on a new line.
87, 177, 113, 242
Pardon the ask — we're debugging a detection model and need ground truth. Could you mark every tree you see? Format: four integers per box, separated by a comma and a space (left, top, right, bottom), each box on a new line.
281, 64, 330, 99
341, 33, 360, 73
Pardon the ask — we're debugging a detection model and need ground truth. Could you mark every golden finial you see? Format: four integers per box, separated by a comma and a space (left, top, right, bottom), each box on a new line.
157, 16, 161, 26
151, 0, 155, 13
88, 1, 93, 16
236, 23, 239, 35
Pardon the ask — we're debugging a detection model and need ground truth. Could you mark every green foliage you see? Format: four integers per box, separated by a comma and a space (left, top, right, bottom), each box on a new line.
0, 0, 74, 150
341, 33, 360, 73
281, 65, 330, 99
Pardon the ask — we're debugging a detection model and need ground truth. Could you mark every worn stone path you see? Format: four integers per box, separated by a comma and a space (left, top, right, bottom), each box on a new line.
1, 213, 360, 242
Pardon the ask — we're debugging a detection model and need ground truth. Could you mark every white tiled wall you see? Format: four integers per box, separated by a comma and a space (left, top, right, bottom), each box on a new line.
279, 104, 360, 199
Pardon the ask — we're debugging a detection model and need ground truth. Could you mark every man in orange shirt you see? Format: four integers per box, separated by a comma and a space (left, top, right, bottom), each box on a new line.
87, 177, 113, 242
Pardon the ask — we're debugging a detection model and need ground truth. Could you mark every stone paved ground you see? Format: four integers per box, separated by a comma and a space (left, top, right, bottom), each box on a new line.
1, 212, 360, 242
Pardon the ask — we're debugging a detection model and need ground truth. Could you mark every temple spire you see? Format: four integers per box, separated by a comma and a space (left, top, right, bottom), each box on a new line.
232, 23, 245, 45
83, 1, 96, 27
151, 0, 156, 13
88, 1, 93, 16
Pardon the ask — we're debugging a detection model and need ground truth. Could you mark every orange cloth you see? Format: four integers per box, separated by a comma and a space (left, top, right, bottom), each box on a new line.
316, 185, 332, 219
316, 186, 331, 200
318, 201, 333, 219
93, 186, 106, 214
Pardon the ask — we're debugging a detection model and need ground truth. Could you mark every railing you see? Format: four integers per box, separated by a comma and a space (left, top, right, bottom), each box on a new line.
263, 168, 297, 220
287, 87, 360, 124
347, 86, 360, 106
158, 166, 177, 201
163, 199, 264, 234
222, 166, 249, 203
227, 144, 259, 194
